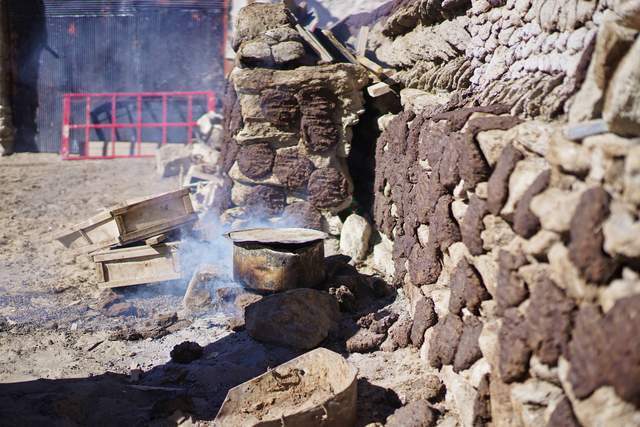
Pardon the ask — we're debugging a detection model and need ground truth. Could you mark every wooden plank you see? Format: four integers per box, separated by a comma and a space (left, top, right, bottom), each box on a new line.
295, 24, 333, 63
119, 213, 197, 244
92, 241, 179, 261
145, 234, 167, 246
367, 82, 393, 98
356, 26, 369, 56
182, 193, 195, 215
111, 188, 190, 216
356, 55, 384, 76
95, 262, 105, 283
56, 188, 194, 253
94, 242, 182, 289
99, 273, 182, 289
321, 29, 358, 65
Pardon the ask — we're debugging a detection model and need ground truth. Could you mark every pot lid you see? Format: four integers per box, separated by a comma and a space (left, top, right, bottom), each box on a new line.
225, 227, 328, 245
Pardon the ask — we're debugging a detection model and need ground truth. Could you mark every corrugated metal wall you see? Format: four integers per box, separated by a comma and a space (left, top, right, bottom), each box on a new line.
8, 0, 226, 152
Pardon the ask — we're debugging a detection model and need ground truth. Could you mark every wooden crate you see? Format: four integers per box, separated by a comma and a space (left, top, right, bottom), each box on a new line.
55, 188, 196, 253
92, 242, 182, 289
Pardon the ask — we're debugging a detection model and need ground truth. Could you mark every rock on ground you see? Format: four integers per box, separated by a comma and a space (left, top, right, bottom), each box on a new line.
339, 214, 372, 261
244, 288, 340, 350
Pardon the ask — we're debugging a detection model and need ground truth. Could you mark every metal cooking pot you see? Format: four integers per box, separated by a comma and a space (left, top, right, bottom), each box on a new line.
225, 228, 328, 292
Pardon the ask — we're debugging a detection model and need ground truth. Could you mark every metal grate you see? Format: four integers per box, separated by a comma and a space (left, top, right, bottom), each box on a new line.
61, 91, 216, 160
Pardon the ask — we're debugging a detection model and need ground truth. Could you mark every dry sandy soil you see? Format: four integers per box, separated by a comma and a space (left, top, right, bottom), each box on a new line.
0, 153, 436, 426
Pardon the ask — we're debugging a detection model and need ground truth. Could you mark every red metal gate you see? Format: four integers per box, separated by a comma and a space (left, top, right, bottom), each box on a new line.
61, 91, 216, 160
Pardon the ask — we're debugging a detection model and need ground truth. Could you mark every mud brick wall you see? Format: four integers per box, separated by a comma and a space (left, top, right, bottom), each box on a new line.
216, 3, 367, 239
371, 0, 640, 426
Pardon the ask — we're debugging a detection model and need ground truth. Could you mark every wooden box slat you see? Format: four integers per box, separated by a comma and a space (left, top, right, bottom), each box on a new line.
92, 242, 182, 289
55, 189, 196, 253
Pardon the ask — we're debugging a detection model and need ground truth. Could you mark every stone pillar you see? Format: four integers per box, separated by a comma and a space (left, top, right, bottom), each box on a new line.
217, 2, 367, 239
0, 0, 13, 155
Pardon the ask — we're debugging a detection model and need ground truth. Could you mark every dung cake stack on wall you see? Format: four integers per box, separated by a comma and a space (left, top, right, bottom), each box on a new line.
369, 0, 640, 426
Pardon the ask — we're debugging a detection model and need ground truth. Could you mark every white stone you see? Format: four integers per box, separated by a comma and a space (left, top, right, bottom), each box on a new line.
323, 212, 344, 236
400, 88, 451, 113
624, 146, 640, 205
429, 287, 451, 320
478, 318, 500, 369
510, 379, 564, 427
472, 252, 499, 298
475, 182, 489, 199
559, 358, 640, 427
530, 188, 581, 233
324, 237, 340, 257
372, 232, 395, 278
583, 133, 637, 157
523, 230, 560, 256
417, 225, 430, 247
599, 268, 640, 312
502, 157, 550, 216
230, 181, 253, 206
603, 202, 640, 258
442, 366, 479, 427
547, 131, 591, 174
548, 243, 599, 302
419, 327, 434, 363
377, 113, 396, 132
452, 200, 468, 226
477, 129, 510, 167
339, 214, 372, 261
482, 215, 517, 251
567, 26, 587, 52
511, 120, 554, 157
529, 355, 560, 386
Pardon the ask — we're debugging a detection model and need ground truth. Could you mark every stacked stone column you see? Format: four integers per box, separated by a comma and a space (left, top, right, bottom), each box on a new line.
216, 3, 367, 240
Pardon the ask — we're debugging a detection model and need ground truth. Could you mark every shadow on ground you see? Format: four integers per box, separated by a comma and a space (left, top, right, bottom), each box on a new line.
0, 331, 299, 426
0, 256, 399, 426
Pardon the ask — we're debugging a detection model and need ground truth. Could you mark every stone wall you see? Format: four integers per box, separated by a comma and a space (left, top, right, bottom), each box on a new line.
369, 0, 627, 119
216, 3, 367, 242
371, 0, 640, 426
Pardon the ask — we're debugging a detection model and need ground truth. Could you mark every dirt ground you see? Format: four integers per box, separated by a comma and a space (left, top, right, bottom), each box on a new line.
0, 153, 437, 426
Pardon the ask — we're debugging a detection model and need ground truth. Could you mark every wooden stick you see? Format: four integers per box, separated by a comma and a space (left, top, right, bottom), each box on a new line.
367, 82, 394, 98
356, 26, 369, 56
295, 24, 333, 63
321, 29, 358, 65
145, 234, 167, 246
357, 55, 384, 76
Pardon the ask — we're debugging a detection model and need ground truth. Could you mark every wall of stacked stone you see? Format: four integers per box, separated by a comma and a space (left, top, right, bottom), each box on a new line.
367, 0, 638, 119
216, 3, 368, 241
371, 1, 640, 426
